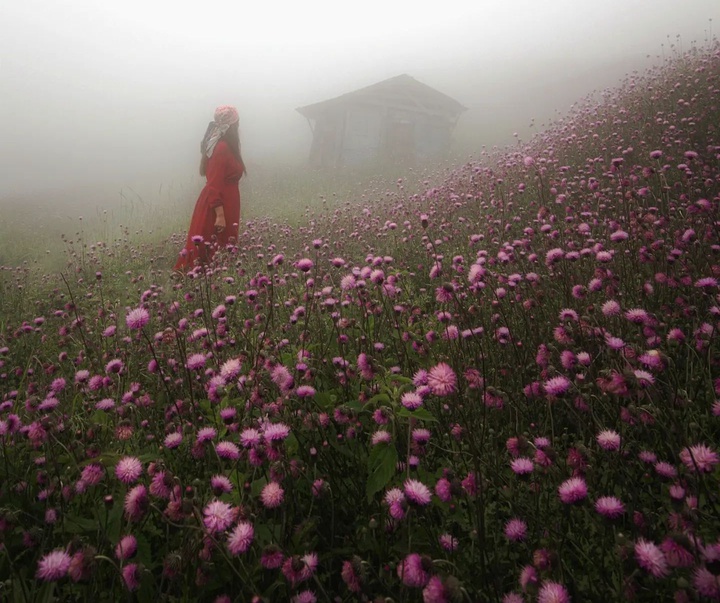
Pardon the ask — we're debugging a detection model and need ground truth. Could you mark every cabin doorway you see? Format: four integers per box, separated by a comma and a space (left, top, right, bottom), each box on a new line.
385, 120, 415, 160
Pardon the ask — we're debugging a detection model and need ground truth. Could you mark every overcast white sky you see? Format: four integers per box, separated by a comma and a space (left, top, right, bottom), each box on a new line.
1, 0, 718, 198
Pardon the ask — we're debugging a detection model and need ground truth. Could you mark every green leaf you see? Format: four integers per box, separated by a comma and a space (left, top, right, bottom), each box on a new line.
106, 503, 123, 543
135, 532, 153, 569
285, 432, 299, 455
62, 514, 102, 535
366, 393, 390, 407
35, 581, 56, 603
314, 391, 334, 410
396, 406, 438, 422
345, 399, 365, 413
251, 476, 268, 497
366, 443, 397, 502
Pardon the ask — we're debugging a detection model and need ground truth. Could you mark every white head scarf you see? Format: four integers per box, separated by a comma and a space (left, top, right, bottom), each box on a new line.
201, 105, 239, 158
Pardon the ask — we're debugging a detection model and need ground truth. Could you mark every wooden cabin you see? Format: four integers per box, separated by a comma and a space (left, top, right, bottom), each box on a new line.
296, 74, 466, 168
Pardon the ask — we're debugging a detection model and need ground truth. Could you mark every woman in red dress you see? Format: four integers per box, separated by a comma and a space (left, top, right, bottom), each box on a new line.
174, 105, 246, 272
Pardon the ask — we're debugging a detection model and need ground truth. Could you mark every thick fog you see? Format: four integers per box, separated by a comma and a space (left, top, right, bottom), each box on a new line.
1, 0, 718, 200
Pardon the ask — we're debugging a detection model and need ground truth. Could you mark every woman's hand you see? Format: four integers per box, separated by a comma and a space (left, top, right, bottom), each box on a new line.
214, 207, 226, 232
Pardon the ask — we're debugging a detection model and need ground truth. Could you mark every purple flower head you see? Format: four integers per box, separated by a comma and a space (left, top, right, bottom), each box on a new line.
115, 457, 143, 484
125, 307, 149, 330
558, 476, 588, 504
36, 549, 71, 581
227, 521, 254, 555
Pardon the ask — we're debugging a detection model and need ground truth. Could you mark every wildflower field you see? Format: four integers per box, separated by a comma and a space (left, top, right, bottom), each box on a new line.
1, 44, 720, 603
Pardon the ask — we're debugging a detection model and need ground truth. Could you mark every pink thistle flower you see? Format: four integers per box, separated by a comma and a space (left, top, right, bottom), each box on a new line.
695, 277, 718, 289
38, 397, 60, 411
679, 443, 719, 473
219, 358, 242, 381
504, 518, 528, 541
215, 441, 240, 460
296, 385, 316, 398
537, 581, 571, 603
203, 500, 234, 534
595, 496, 625, 519
435, 478, 452, 502
625, 308, 650, 324
164, 432, 182, 449
605, 335, 625, 351
263, 422, 290, 443
633, 370, 655, 387
340, 274, 356, 290
660, 537, 694, 568
227, 521, 254, 555
115, 457, 143, 484
412, 428, 431, 444
503, 595, 524, 603
261, 482, 284, 508
290, 591, 317, 603
654, 461, 678, 479
341, 559, 363, 593
423, 575, 453, 602
511, 457, 534, 475
558, 477, 588, 504
296, 258, 314, 272
80, 463, 104, 486
115, 535, 138, 561
95, 398, 115, 411
438, 533, 459, 552
240, 428, 262, 448
601, 300, 621, 316
413, 369, 429, 386
545, 248, 564, 266
271, 364, 294, 392
639, 350, 664, 370
596, 250, 612, 263
401, 391, 423, 410
404, 479, 432, 506
124, 485, 149, 522
596, 429, 621, 451
149, 471, 172, 499
36, 549, 71, 581
261, 545, 285, 569
105, 359, 123, 374
635, 538, 669, 578
427, 363, 457, 396
196, 427, 217, 444
639, 450, 657, 464
544, 375, 571, 397
211, 475, 233, 495
560, 350, 576, 370
384, 487, 405, 507
121, 562, 142, 591
558, 308, 579, 322
186, 354, 206, 370
693, 567, 720, 599
282, 553, 318, 586
371, 430, 392, 446
125, 307, 149, 330
397, 553, 431, 587
520, 565, 538, 591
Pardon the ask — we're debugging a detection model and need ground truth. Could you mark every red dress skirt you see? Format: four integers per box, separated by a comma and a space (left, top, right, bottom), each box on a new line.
174, 140, 245, 271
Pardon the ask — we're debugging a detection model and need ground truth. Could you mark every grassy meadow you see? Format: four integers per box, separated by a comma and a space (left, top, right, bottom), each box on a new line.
0, 43, 719, 602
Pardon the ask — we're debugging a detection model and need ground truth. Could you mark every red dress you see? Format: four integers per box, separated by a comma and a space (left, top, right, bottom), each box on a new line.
174, 140, 245, 271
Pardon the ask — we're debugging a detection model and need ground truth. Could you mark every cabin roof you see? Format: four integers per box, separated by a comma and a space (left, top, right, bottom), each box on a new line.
296, 74, 467, 119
